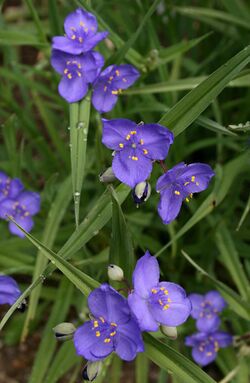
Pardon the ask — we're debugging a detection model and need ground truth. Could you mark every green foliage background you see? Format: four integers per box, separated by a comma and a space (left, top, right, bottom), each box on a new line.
0, 0, 250, 382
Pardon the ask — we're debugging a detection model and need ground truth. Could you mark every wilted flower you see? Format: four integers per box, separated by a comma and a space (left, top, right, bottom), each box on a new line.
0, 172, 23, 203
53, 322, 76, 341
185, 331, 232, 366
51, 50, 104, 103
107, 264, 124, 281
132, 181, 151, 207
0, 191, 40, 237
74, 284, 144, 361
128, 251, 191, 332
52, 8, 108, 55
0, 275, 22, 306
156, 162, 214, 224
102, 119, 174, 188
92, 65, 140, 113
189, 291, 226, 332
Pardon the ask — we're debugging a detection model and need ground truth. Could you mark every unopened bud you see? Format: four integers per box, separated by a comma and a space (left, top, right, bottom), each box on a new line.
17, 299, 27, 313
99, 167, 116, 183
132, 181, 151, 207
160, 325, 177, 340
108, 264, 124, 281
53, 322, 76, 341
82, 361, 103, 381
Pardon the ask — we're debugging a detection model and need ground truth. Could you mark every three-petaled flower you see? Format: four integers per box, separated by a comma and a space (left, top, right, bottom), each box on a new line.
128, 251, 191, 331
52, 8, 108, 55
0, 171, 23, 203
51, 50, 104, 103
185, 331, 232, 366
189, 291, 226, 332
92, 65, 140, 113
74, 284, 144, 361
156, 162, 215, 224
0, 191, 40, 237
102, 119, 174, 188
0, 275, 21, 306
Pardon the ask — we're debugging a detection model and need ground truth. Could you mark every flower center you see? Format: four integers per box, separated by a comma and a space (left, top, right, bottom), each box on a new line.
92, 317, 117, 344
63, 60, 82, 80
200, 301, 216, 318
12, 202, 29, 218
149, 286, 172, 311
0, 178, 11, 197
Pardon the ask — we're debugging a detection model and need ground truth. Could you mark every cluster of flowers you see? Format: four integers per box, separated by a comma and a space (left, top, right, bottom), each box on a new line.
51, 8, 140, 111
185, 291, 232, 366
51, 8, 215, 226
0, 171, 40, 238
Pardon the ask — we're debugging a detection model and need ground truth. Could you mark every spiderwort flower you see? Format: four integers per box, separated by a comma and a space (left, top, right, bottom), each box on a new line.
156, 162, 215, 224
0, 191, 40, 238
51, 50, 104, 103
128, 251, 191, 332
0, 275, 22, 306
52, 8, 108, 55
102, 119, 174, 188
0, 172, 23, 203
74, 284, 144, 361
185, 331, 232, 366
189, 291, 227, 332
92, 65, 140, 113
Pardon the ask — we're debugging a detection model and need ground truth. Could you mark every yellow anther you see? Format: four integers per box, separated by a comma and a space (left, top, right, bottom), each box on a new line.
111, 322, 117, 327
132, 156, 138, 161
24, 212, 30, 217
167, 298, 172, 303
64, 69, 68, 74
130, 131, 137, 135
151, 288, 157, 294
93, 321, 99, 328
119, 143, 124, 148
110, 331, 116, 336
95, 331, 101, 337
160, 287, 165, 291
214, 341, 219, 352
80, 21, 85, 27
66, 61, 71, 65
184, 181, 189, 186
122, 78, 127, 82
71, 34, 76, 40
158, 299, 163, 306
78, 64, 82, 69
163, 304, 170, 310
185, 197, 189, 203
206, 352, 213, 356
139, 139, 144, 145
190, 193, 193, 198
191, 176, 195, 182
164, 290, 169, 295
115, 70, 120, 76
84, 28, 89, 32
77, 71, 82, 77
111, 90, 119, 95
72, 60, 77, 64
174, 190, 180, 195
126, 134, 131, 140
143, 149, 148, 155
99, 317, 105, 323
104, 338, 111, 343
79, 37, 83, 43
67, 74, 72, 79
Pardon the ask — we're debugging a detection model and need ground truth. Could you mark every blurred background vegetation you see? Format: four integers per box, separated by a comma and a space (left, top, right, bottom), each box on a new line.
0, 0, 250, 382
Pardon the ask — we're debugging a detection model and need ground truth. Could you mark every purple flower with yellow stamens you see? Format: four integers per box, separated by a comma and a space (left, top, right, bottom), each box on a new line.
0, 275, 22, 306
74, 284, 144, 362
51, 49, 104, 103
52, 8, 108, 55
102, 119, 174, 188
92, 65, 140, 113
128, 251, 191, 332
0, 191, 40, 238
185, 331, 232, 366
156, 162, 215, 224
0, 172, 23, 203
189, 291, 226, 332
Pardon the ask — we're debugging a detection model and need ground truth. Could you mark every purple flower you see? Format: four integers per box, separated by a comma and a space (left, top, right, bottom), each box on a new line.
156, 162, 215, 224
185, 331, 232, 366
0, 191, 40, 238
189, 291, 227, 332
102, 119, 174, 188
0, 275, 21, 305
52, 8, 108, 55
128, 251, 191, 332
0, 172, 23, 203
74, 284, 144, 362
51, 49, 104, 103
92, 65, 140, 113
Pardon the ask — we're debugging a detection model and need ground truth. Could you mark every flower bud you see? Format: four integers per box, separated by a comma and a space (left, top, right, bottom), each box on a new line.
53, 322, 76, 341
108, 264, 124, 281
132, 181, 151, 207
160, 325, 177, 340
82, 361, 103, 381
99, 167, 116, 183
